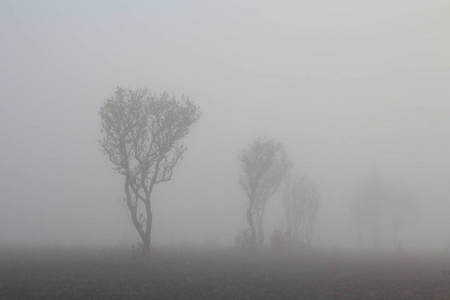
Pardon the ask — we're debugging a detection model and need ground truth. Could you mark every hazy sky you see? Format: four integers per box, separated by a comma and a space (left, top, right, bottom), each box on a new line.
1, 0, 450, 249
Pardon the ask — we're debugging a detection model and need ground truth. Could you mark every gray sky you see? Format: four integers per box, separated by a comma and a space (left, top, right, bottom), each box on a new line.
1, 0, 450, 249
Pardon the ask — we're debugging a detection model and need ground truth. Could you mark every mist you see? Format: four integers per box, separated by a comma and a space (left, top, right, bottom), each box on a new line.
1, 0, 450, 253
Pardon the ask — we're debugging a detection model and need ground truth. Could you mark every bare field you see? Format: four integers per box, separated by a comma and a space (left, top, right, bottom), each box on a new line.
2, 247, 450, 299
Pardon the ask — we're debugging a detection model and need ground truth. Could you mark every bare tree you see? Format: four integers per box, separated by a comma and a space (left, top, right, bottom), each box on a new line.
99, 87, 200, 253
239, 136, 291, 249
385, 185, 417, 248
350, 172, 384, 248
350, 172, 416, 249
282, 174, 319, 248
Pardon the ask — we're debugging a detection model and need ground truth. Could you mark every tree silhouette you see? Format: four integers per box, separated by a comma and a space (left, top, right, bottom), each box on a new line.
282, 174, 319, 248
100, 87, 200, 253
239, 136, 291, 249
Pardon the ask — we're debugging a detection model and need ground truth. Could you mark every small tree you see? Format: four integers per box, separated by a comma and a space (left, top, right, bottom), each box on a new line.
239, 136, 291, 249
350, 172, 384, 248
385, 185, 417, 248
99, 87, 200, 253
350, 172, 416, 249
282, 174, 319, 248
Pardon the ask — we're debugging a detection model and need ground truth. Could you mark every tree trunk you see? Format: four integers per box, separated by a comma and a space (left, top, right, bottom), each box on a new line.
246, 207, 256, 250
256, 215, 264, 248
256, 203, 267, 249
125, 179, 147, 253
142, 234, 150, 254
142, 200, 153, 255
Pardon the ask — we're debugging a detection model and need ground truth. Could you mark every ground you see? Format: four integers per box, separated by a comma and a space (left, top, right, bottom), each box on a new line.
2, 247, 450, 299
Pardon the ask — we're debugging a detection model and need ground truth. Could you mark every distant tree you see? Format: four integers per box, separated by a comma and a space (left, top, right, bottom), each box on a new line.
282, 174, 319, 248
350, 172, 416, 249
99, 87, 200, 253
235, 228, 253, 252
385, 184, 417, 248
350, 172, 384, 248
239, 136, 292, 249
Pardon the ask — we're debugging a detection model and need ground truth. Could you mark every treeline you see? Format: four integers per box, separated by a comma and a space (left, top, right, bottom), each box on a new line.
100, 87, 417, 255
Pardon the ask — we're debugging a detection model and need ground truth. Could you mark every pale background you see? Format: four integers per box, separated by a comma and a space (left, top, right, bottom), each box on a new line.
1, 0, 449, 250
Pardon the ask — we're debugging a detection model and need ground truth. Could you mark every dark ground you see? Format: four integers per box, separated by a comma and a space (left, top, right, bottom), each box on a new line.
2, 247, 450, 299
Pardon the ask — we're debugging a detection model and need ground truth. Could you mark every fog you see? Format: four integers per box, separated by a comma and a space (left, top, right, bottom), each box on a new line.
1, 0, 450, 251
